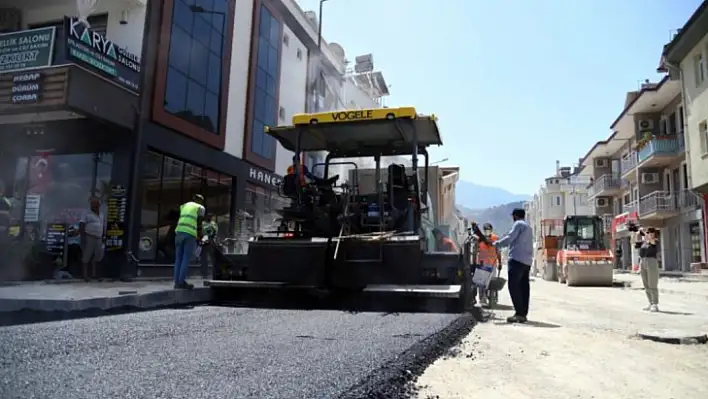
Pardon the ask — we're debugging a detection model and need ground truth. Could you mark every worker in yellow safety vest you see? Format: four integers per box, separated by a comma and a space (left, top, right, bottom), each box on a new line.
476, 223, 502, 305
174, 194, 206, 289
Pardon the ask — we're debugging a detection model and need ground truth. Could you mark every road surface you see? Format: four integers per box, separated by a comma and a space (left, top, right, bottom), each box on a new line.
0, 305, 459, 399
417, 278, 708, 399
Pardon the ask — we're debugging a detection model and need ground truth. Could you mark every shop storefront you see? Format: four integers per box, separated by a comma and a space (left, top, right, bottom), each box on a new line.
0, 19, 141, 281
661, 208, 704, 272
241, 164, 287, 235
136, 150, 234, 264
612, 211, 640, 271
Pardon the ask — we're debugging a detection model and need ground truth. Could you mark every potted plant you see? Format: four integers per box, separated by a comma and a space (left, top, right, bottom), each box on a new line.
634, 132, 653, 150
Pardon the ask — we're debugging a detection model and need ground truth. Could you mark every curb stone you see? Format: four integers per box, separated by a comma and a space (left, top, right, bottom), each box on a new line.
0, 287, 211, 326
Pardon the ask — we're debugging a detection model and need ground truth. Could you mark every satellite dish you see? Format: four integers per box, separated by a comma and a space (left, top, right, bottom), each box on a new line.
329, 42, 346, 61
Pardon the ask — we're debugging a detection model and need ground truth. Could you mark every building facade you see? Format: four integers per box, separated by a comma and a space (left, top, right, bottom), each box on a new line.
0, 0, 390, 280
580, 76, 705, 272
524, 163, 593, 248
659, 1, 708, 269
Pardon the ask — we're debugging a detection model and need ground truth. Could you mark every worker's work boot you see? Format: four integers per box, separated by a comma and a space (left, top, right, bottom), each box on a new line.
649, 304, 659, 312
507, 314, 528, 323
642, 305, 652, 311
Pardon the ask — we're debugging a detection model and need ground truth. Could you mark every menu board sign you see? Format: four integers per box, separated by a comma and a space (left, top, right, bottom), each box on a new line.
105, 184, 127, 250
45, 223, 66, 255
24, 194, 41, 222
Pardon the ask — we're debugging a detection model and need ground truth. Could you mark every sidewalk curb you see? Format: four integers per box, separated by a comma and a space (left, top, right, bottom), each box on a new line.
0, 287, 212, 327
43, 277, 175, 285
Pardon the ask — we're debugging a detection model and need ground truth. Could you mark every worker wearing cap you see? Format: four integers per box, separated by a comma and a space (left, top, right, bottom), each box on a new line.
174, 194, 206, 289
493, 208, 534, 323
286, 163, 318, 186
477, 223, 501, 305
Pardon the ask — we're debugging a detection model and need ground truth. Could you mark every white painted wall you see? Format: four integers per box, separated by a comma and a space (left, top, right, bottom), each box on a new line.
539, 178, 593, 221
18, 0, 145, 57
222, 0, 255, 158
280, 0, 346, 74
680, 32, 708, 190
274, 23, 308, 175
342, 78, 378, 109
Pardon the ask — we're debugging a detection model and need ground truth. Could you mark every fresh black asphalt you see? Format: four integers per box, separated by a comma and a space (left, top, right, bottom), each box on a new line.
0, 305, 468, 399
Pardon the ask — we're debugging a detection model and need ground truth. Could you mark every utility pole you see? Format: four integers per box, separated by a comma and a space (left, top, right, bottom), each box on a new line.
314, 0, 329, 112
572, 185, 577, 216
317, 0, 328, 51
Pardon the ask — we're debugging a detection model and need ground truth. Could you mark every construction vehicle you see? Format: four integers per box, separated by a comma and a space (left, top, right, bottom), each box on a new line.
556, 215, 614, 286
537, 219, 562, 282
206, 106, 475, 312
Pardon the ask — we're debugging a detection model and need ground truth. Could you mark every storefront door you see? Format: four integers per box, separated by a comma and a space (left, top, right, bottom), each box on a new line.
1, 152, 113, 280
137, 151, 233, 264
689, 222, 702, 267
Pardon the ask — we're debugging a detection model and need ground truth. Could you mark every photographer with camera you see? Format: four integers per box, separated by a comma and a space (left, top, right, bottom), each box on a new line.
630, 223, 660, 312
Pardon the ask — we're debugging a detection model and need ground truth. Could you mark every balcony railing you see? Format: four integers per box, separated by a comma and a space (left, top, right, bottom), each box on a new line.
602, 214, 613, 232
639, 191, 677, 214
678, 132, 686, 153
678, 189, 701, 210
637, 136, 681, 163
620, 153, 637, 175
589, 174, 620, 197
623, 200, 638, 214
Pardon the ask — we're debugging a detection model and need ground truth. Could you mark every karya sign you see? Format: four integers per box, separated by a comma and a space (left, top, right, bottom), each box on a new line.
64, 16, 141, 92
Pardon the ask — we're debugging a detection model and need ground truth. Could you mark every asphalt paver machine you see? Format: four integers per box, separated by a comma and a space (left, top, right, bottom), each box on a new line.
207, 107, 474, 312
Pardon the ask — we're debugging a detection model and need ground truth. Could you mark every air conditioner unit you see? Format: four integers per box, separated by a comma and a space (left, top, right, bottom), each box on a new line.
638, 119, 654, 131
594, 158, 608, 168
596, 198, 609, 207
641, 172, 659, 184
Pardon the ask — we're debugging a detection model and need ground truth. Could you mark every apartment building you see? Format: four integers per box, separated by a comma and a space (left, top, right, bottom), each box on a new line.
0, 0, 390, 278
525, 162, 594, 247
580, 75, 705, 271
659, 1, 708, 196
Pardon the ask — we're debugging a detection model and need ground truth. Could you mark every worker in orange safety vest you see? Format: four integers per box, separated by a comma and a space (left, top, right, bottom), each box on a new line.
476, 222, 502, 305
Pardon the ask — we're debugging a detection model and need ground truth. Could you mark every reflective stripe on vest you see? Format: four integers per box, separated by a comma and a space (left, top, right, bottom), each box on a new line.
175, 202, 201, 237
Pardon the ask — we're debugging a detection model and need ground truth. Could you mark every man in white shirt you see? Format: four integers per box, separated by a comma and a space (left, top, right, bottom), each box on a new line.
80, 197, 104, 281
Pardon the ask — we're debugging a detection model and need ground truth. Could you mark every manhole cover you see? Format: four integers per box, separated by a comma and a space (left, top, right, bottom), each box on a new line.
636, 329, 708, 345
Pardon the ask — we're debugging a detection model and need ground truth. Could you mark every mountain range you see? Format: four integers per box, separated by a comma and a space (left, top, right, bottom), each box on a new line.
458, 201, 526, 235
455, 180, 531, 209
454, 180, 531, 235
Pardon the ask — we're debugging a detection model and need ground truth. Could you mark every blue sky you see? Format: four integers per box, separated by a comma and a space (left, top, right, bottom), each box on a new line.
295, 0, 703, 195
